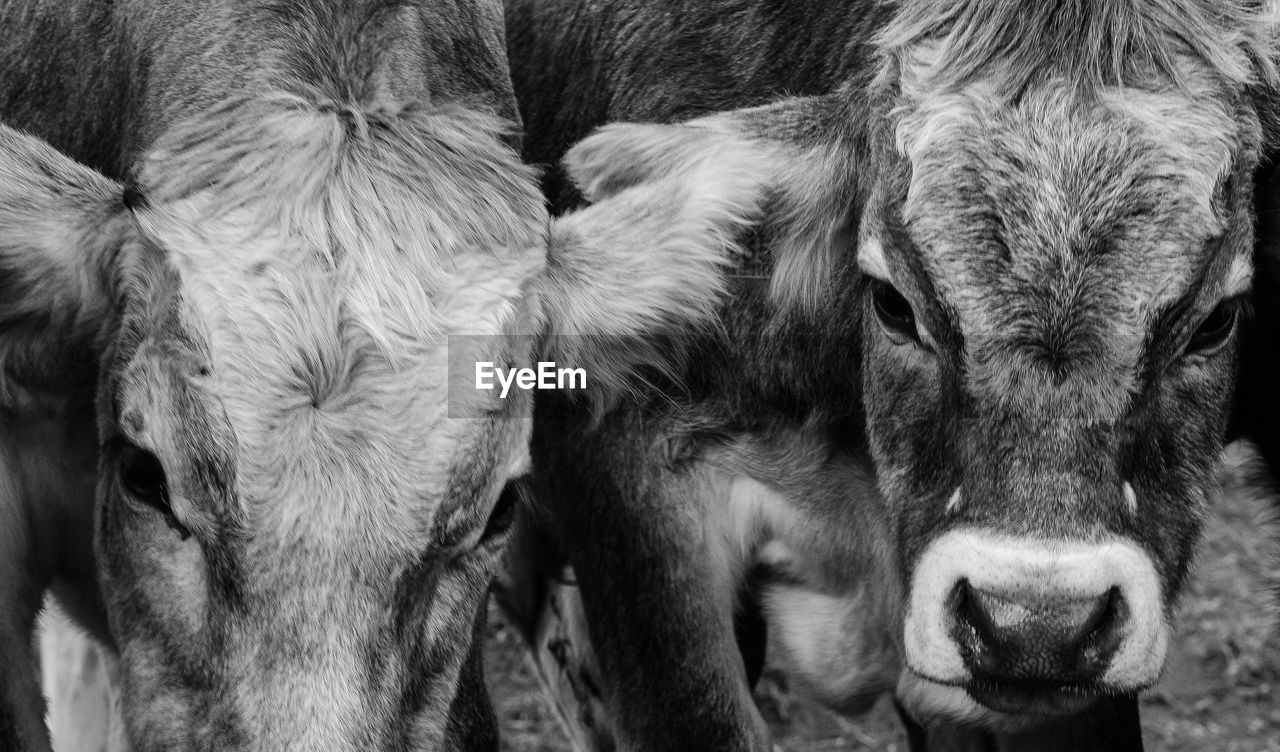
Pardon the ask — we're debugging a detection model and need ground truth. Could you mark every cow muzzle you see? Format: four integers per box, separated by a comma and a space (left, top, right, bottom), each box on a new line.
903, 529, 1168, 717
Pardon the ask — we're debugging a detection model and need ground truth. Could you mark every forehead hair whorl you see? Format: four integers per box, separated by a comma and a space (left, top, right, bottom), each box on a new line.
130, 92, 545, 354
135, 92, 543, 276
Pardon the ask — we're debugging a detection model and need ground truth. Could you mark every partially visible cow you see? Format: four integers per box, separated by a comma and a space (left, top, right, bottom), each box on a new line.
1238, 140, 1280, 485
0, 1, 773, 749
1237, 81, 1280, 637
499, 0, 1279, 749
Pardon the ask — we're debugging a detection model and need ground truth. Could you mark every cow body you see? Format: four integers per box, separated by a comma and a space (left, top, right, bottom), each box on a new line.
501, 0, 1277, 749
0, 1, 771, 749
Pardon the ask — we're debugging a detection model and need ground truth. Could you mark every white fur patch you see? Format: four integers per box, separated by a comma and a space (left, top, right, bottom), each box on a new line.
1222, 253, 1253, 298
1122, 482, 1138, 517
857, 232, 892, 281
40, 605, 130, 752
904, 529, 1169, 690
945, 487, 963, 516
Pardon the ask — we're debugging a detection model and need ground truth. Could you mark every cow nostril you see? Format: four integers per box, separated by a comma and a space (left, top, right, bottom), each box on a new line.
1079, 587, 1125, 671
1076, 587, 1114, 640
948, 579, 991, 660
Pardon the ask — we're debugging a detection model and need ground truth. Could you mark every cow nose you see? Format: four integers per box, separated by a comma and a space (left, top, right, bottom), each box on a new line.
948, 580, 1124, 683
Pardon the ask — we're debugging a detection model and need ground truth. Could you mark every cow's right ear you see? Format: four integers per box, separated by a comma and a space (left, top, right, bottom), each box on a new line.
562, 94, 869, 310
535, 141, 777, 411
531, 94, 871, 413
562, 121, 761, 203
0, 125, 128, 399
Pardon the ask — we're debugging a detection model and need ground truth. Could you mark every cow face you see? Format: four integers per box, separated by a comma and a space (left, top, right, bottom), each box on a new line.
90, 102, 547, 752
519, 0, 1278, 732
0, 97, 766, 751
862, 2, 1274, 725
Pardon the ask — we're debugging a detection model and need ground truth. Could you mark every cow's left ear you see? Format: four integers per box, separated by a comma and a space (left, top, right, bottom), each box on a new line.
535, 146, 775, 408
0, 125, 130, 400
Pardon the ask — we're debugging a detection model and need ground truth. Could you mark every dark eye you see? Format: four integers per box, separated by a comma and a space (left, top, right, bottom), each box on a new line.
478, 486, 521, 549
1186, 298, 1241, 356
118, 444, 190, 540
870, 278, 920, 345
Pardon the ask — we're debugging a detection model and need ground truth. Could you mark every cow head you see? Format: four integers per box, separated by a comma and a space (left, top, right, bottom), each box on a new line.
867, 0, 1274, 725
0, 94, 768, 751
540, 0, 1278, 732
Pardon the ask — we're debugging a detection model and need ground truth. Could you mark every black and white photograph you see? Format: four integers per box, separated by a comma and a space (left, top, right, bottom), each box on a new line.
1, 0, 1278, 750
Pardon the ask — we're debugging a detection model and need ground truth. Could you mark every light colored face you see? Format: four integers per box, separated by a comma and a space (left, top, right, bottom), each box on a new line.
2, 97, 772, 752
860, 40, 1259, 726
93, 108, 547, 751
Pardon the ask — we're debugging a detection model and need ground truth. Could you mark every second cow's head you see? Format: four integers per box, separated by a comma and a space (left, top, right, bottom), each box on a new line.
562, 0, 1278, 728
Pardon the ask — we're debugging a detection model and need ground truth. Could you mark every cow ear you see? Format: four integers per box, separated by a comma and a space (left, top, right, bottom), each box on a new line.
536, 149, 775, 410
562, 94, 868, 310
562, 121, 752, 202
0, 124, 127, 400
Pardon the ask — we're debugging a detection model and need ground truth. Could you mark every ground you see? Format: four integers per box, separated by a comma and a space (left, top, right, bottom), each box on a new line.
484, 444, 1280, 751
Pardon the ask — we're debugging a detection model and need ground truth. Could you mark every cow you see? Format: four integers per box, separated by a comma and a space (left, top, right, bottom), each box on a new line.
1237, 81, 1280, 635
0, 1, 776, 749
1238, 148, 1280, 487
497, 0, 1280, 749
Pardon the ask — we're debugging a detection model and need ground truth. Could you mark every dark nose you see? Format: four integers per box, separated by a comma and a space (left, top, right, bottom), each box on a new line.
948, 580, 1124, 684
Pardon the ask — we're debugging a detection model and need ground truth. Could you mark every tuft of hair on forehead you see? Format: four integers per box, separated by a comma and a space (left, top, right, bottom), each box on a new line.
134, 92, 545, 277
877, 0, 1280, 97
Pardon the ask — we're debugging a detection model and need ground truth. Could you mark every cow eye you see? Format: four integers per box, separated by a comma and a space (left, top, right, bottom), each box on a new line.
1186, 297, 1241, 357
870, 278, 920, 345
478, 487, 520, 550
117, 443, 190, 540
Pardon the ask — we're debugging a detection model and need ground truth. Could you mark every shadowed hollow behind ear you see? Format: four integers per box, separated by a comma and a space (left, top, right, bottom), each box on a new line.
1232, 79, 1280, 480
561, 93, 870, 310
0, 124, 129, 402
1236, 149, 1280, 480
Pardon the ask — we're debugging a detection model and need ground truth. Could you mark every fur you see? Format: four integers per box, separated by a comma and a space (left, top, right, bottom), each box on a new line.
501, 0, 1277, 749
541, 139, 774, 412
876, 0, 1280, 97
0, 125, 128, 404
904, 530, 1169, 689
2, 0, 761, 746
0, 0, 750, 749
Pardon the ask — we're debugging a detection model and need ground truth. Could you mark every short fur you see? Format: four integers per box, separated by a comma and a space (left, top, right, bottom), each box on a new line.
876, 0, 1279, 97
500, 0, 1279, 749
0, 1, 754, 750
